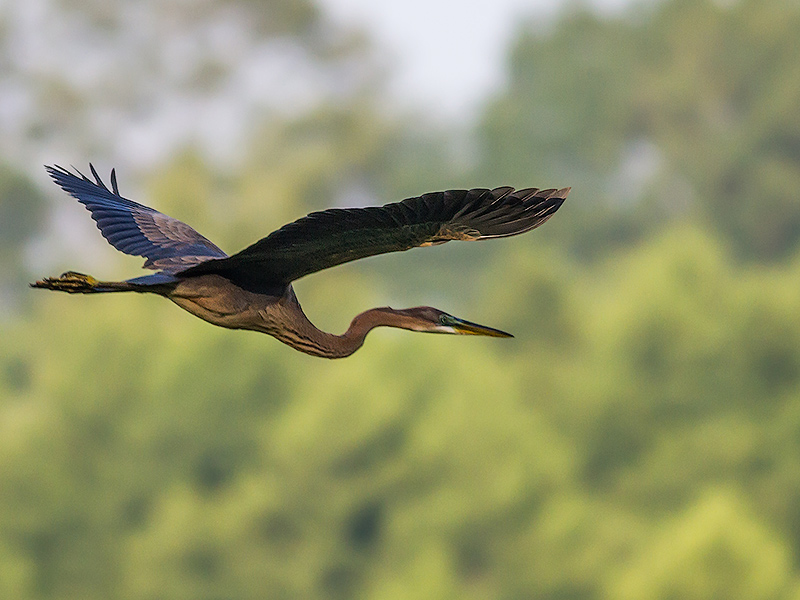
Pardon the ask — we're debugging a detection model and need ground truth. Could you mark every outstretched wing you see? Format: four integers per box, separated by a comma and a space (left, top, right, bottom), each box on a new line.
47, 165, 227, 273
181, 186, 569, 290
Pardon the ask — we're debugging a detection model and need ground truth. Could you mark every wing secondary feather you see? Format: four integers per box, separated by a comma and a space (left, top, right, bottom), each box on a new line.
47, 165, 227, 273
181, 186, 568, 290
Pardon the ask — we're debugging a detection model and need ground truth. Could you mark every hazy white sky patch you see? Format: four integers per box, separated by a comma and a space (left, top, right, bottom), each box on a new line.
319, 0, 561, 120
317, 0, 636, 121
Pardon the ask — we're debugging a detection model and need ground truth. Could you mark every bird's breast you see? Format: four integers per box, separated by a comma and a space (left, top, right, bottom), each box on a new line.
167, 274, 283, 331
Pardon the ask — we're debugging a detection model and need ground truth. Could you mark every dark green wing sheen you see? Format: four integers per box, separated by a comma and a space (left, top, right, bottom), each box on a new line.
181, 186, 569, 289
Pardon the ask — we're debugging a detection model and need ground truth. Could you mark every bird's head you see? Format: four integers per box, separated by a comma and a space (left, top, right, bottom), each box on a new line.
392, 306, 513, 338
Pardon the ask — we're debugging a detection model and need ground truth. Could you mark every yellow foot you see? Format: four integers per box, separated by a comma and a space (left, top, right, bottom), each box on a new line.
31, 271, 100, 293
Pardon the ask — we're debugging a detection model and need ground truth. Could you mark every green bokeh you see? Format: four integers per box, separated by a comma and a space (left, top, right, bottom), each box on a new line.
3, 0, 800, 598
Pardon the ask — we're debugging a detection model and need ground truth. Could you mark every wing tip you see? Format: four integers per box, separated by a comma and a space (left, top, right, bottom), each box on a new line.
45, 162, 126, 200
457, 183, 570, 239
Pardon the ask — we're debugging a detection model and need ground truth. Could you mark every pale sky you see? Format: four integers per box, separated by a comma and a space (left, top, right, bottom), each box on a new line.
318, 0, 634, 120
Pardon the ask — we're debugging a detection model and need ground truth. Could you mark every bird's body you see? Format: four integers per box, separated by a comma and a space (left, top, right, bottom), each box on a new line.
169, 275, 359, 359
33, 165, 569, 358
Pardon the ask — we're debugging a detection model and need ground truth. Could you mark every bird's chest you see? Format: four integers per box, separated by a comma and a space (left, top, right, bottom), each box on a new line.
167, 274, 279, 331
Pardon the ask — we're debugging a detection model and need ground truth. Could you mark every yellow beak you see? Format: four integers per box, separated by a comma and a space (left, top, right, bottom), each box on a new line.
451, 317, 513, 338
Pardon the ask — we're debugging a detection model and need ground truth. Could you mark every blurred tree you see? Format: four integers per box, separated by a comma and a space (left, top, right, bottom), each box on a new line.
636, 0, 800, 260
478, 0, 800, 260
7, 0, 800, 599
477, 7, 659, 259
0, 0, 376, 167
0, 164, 46, 312
608, 489, 795, 600
12, 212, 800, 599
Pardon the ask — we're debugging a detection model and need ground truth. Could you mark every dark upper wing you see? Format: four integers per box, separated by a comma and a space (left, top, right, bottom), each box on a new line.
181, 186, 569, 289
47, 164, 227, 273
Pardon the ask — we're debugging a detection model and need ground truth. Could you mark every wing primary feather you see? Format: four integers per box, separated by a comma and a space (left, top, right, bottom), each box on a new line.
89, 163, 105, 190
110, 168, 119, 195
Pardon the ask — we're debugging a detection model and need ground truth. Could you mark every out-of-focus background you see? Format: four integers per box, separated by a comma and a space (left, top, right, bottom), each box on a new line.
2, 0, 800, 597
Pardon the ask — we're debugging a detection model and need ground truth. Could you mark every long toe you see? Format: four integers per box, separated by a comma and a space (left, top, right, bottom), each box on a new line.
31, 272, 99, 293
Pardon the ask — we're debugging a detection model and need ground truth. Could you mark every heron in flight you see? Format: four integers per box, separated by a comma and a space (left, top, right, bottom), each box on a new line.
32, 165, 569, 358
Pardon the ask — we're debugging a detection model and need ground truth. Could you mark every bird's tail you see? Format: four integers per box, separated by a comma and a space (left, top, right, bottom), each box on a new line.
30, 271, 136, 294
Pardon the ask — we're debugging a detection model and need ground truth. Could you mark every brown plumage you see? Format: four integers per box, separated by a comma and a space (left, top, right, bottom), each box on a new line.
32, 165, 569, 358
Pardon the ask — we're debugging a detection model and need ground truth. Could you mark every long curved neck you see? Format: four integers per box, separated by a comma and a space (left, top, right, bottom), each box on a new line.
274, 305, 411, 359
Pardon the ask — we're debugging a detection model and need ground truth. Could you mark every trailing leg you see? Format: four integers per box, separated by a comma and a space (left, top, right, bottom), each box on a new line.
30, 271, 136, 294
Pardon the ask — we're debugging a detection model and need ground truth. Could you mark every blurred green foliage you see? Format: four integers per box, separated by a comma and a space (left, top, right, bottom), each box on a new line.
480, 0, 800, 261
0, 165, 47, 304
3, 0, 800, 598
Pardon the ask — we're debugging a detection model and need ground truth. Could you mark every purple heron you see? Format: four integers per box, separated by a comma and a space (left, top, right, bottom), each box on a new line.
32, 165, 568, 358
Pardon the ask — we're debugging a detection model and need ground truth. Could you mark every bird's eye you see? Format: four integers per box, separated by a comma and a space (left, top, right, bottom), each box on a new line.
439, 314, 449, 325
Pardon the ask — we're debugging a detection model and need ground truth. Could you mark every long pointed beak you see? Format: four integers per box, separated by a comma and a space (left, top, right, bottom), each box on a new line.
451, 317, 513, 338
